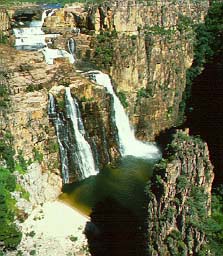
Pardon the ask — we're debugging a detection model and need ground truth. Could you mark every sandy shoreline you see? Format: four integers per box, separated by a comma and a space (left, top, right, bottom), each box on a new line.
15, 200, 90, 256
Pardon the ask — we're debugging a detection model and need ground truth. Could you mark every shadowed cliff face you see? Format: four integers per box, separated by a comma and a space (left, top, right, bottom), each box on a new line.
185, 56, 223, 185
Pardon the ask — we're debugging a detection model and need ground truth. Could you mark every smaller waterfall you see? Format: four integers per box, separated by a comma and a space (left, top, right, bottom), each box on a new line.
13, 10, 58, 50
87, 71, 160, 159
65, 88, 98, 178
48, 94, 70, 184
67, 38, 76, 55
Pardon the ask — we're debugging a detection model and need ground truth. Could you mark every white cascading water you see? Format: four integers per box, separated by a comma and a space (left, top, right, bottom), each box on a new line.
87, 71, 160, 159
65, 87, 98, 178
13, 10, 49, 50
48, 93, 70, 183
13, 9, 75, 64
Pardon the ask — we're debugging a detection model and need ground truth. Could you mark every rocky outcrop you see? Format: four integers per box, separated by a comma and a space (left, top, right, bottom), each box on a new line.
147, 129, 214, 255
0, 44, 63, 207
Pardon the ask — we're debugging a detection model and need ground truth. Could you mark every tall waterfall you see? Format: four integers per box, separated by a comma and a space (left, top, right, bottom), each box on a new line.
48, 90, 98, 183
65, 87, 98, 178
48, 93, 70, 184
87, 71, 160, 159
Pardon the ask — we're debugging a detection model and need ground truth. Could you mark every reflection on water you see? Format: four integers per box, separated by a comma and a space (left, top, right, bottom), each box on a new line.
60, 156, 157, 256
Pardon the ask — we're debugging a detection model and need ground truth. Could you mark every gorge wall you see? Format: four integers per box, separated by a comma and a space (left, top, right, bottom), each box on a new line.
0, 1, 218, 255
60, 0, 209, 140
0, 0, 210, 211
0, 0, 211, 201
36, 0, 209, 141
147, 129, 214, 255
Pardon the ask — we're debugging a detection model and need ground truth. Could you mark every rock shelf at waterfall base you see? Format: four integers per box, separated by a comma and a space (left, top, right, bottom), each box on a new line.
8, 201, 89, 256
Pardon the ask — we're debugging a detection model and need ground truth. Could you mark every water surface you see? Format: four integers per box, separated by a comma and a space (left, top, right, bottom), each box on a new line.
60, 156, 157, 217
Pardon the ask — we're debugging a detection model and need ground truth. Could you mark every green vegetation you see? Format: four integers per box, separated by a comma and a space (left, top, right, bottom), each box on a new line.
69, 235, 78, 242
25, 83, 43, 92
145, 25, 175, 37
93, 31, 115, 69
177, 14, 193, 33
0, 132, 15, 172
0, 82, 10, 109
0, 167, 22, 250
17, 149, 30, 171
16, 184, 30, 201
30, 250, 36, 255
33, 148, 43, 163
137, 87, 154, 99
0, 133, 31, 251
46, 140, 59, 154
201, 187, 223, 256
0, 33, 9, 44
117, 91, 128, 108
56, 98, 65, 112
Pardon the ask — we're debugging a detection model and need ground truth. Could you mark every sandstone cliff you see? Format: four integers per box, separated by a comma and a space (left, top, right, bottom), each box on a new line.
147, 129, 214, 255
35, 1, 210, 141
0, 40, 120, 183
91, 0, 209, 140
53, 0, 208, 140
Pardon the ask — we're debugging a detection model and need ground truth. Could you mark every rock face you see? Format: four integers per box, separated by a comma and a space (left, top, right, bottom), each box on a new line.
41, 0, 209, 141
147, 129, 214, 255
0, 8, 10, 36
0, 41, 119, 184
0, 44, 63, 204
77, 0, 209, 140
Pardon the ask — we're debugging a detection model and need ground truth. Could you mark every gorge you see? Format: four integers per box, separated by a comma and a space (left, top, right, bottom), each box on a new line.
0, 0, 222, 256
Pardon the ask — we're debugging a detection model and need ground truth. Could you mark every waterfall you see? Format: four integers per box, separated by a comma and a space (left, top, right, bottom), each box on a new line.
87, 71, 160, 159
13, 9, 75, 64
67, 38, 76, 55
48, 94, 70, 184
48, 90, 98, 183
13, 10, 48, 50
65, 88, 98, 178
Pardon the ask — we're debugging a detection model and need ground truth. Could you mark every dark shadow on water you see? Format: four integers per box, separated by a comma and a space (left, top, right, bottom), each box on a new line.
84, 197, 148, 256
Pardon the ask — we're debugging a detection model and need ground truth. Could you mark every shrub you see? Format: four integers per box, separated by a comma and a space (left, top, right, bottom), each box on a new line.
33, 148, 43, 163
0, 132, 15, 172
117, 91, 128, 108
0, 168, 22, 250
